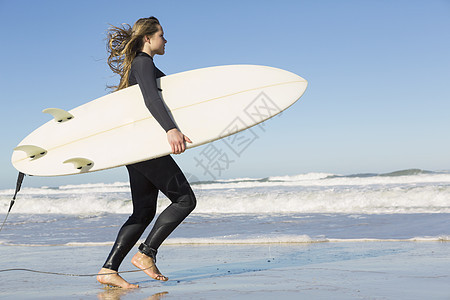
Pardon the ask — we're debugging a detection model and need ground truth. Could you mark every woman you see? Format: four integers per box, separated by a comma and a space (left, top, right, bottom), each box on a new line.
97, 17, 196, 289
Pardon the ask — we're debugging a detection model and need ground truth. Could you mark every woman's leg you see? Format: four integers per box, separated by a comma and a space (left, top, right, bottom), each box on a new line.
131, 155, 196, 249
98, 164, 159, 288
129, 155, 196, 279
102, 165, 159, 270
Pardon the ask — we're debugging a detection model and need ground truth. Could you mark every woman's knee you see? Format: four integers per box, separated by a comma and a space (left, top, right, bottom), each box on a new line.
128, 208, 156, 226
178, 192, 196, 212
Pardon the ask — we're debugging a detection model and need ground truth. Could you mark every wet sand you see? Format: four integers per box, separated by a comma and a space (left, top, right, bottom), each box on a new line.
0, 241, 448, 299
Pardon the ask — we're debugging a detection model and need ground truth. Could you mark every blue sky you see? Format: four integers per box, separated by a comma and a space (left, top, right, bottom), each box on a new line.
0, 0, 449, 188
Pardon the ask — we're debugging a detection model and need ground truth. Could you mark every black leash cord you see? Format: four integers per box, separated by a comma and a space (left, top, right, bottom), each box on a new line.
0, 172, 25, 232
0, 267, 152, 277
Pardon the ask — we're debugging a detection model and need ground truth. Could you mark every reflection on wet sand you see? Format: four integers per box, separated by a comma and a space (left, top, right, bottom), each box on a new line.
97, 288, 168, 300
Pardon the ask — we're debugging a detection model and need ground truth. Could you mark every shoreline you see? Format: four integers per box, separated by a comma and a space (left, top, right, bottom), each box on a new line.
1, 236, 449, 247
0, 241, 448, 299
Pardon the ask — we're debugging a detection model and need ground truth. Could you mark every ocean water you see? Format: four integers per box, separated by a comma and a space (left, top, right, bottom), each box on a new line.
0, 169, 449, 247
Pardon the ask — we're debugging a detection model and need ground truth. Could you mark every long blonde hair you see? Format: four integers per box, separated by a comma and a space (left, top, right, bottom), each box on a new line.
106, 17, 161, 91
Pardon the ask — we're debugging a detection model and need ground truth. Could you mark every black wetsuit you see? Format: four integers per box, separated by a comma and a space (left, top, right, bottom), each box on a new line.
102, 52, 196, 271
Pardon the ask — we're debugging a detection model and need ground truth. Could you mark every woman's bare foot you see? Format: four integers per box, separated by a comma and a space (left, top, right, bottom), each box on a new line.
97, 268, 139, 289
131, 252, 168, 281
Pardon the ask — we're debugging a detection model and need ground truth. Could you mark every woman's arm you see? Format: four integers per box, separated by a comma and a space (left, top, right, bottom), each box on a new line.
132, 57, 192, 153
132, 57, 177, 132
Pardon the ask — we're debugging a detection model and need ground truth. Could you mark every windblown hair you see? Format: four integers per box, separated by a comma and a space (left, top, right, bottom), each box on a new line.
106, 17, 161, 91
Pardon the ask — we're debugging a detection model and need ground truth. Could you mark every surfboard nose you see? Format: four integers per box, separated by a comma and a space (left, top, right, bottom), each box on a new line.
291, 76, 308, 101
281, 68, 308, 87
265, 66, 308, 105
282, 69, 308, 103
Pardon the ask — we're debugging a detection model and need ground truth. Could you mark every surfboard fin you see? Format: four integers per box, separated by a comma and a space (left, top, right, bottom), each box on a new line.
63, 158, 94, 171
42, 108, 74, 123
14, 145, 47, 160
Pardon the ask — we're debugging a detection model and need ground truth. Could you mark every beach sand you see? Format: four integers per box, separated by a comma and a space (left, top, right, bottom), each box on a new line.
0, 241, 448, 299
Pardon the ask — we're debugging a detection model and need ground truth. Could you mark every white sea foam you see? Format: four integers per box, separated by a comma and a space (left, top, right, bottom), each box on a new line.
164, 235, 450, 244
164, 235, 325, 244
268, 173, 333, 182
1, 235, 447, 247
1, 170, 449, 214
198, 173, 450, 190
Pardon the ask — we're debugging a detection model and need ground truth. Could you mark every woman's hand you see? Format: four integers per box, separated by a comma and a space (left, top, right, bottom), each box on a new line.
167, 128, 192, 154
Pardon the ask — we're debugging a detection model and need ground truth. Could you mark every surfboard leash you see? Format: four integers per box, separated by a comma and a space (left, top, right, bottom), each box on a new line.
0, 172, 25, 233
0, 266, 153, 277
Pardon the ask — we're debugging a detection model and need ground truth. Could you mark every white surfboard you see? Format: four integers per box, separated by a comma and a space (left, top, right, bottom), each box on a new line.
12, 65, 307, 176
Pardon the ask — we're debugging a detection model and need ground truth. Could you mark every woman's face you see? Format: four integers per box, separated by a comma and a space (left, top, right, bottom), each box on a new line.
147, 25, 167, 56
